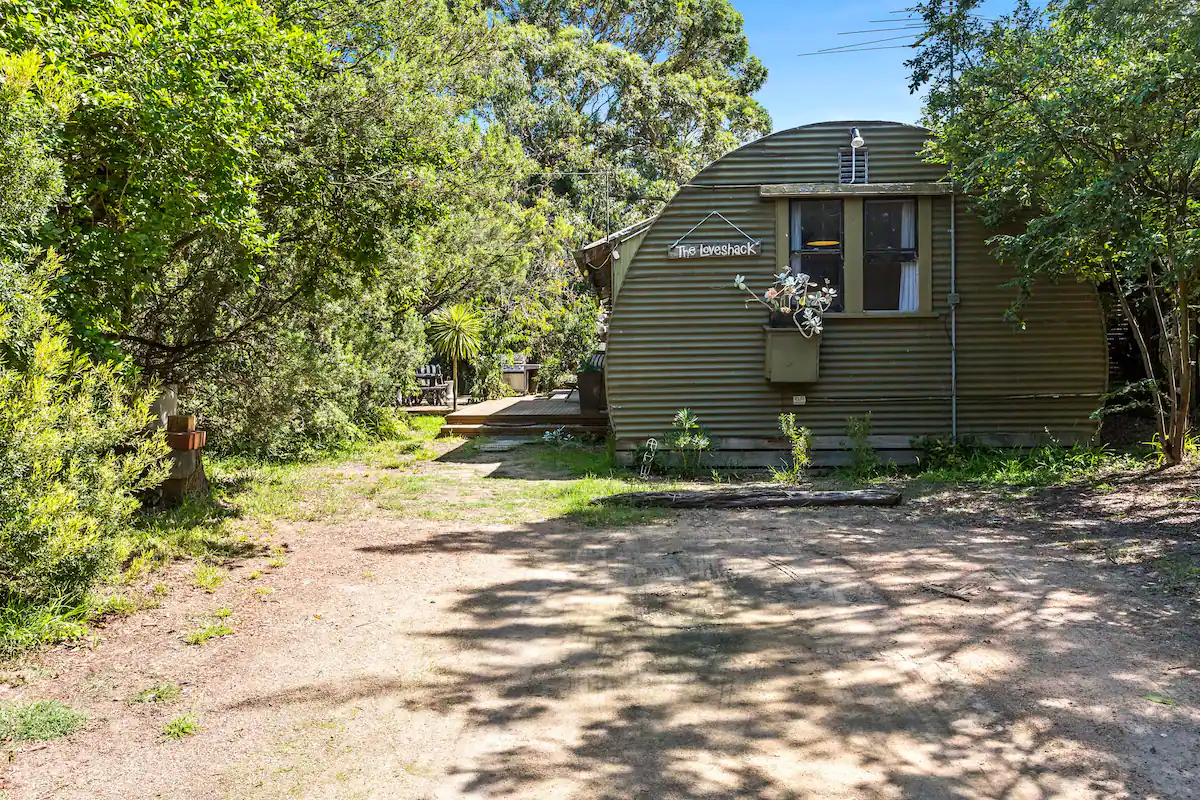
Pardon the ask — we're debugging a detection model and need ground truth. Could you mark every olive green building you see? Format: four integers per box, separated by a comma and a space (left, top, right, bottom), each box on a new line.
602, 121, 1107, 465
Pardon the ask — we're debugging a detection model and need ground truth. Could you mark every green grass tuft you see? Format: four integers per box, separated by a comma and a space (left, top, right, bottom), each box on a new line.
0, 700, 87, 742
184, 620, 234, 645
0, 599, 88, 657
191, 564, 226, 593
131, 683, 182, 704
162, 714, 199, 740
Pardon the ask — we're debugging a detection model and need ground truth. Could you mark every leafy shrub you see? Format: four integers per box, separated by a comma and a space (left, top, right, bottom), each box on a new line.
0, 259, 168, 616
773, 413, 812, 483
469, 352, 515, 402
914, 436, 1137, 488
842, 414, 882, 481
188, 301, 427, 460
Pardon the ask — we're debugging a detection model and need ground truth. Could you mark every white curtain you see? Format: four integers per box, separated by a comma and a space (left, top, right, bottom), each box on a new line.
898, 201, 919, 311
789, 200, 802, 272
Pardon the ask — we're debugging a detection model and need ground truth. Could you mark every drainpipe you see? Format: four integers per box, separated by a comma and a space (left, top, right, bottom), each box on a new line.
950, 190, 959, 441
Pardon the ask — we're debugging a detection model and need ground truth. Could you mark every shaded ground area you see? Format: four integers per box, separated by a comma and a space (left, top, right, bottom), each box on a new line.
1, 444, 1198, 799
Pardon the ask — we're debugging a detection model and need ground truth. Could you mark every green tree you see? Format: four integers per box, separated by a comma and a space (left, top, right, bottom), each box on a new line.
485, 0, 771, 234
427, 304, 485, 411
911, 0, 1200, 463
0, 50, 167, 621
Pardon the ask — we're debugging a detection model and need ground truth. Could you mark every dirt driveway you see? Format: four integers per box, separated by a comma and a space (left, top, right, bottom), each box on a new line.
3, 449, 1199, 799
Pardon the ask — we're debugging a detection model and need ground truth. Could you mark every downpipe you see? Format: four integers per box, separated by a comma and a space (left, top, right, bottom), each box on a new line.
950, 191, 959, 441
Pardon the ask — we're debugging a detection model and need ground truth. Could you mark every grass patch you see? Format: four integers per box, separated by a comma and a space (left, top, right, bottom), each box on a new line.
0, 700, 87, 742
184, 619, 234, 645
1151, 555, 1200, 593
521, 444, 619, 478
162, 714, 199, 740
0, 599, 88, 657
131, 683, 182, 704
87, 592, 161, 621
191, 564, 226, 593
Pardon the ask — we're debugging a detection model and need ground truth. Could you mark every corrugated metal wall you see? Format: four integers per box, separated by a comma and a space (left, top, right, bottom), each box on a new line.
606, 121, 1107, 455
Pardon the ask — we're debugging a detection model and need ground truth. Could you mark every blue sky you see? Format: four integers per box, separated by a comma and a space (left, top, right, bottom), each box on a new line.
737, 1, 1015, 132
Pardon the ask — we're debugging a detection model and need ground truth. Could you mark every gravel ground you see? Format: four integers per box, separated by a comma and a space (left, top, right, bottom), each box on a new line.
1, 452, 1198, 799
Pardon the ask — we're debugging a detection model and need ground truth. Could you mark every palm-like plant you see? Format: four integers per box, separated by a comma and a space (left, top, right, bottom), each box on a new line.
427, 304, 484, 410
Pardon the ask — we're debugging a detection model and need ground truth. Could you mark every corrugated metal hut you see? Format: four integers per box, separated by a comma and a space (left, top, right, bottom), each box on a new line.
604, 121, 1107, 465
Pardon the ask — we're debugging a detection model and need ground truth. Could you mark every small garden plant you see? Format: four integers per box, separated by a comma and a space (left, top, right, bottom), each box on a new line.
184, 618, 234, 645
162, 714, 199, 740
665, 409, 712, 476
843, 414, 883, 481
773, 413, 813, 483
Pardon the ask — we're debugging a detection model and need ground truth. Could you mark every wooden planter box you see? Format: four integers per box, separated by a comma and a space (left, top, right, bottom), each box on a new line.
578, 370, 606, 414
764, 327, 821, 384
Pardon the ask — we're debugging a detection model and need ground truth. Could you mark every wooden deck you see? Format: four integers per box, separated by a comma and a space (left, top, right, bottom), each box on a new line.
440, 393, 609, 438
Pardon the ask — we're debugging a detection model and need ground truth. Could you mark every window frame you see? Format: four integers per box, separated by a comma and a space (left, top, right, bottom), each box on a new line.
775, 194, 933, 317
862, 196, 920, 313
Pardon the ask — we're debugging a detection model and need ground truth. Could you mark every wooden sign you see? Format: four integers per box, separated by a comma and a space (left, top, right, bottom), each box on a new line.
668, 240, 761, 260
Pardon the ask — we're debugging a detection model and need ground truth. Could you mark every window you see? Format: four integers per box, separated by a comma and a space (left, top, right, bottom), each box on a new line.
863, 198, 919, 312
789, 199, 844, 312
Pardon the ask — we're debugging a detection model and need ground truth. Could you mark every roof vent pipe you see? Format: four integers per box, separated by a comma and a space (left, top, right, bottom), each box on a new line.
849, 128, 865, 184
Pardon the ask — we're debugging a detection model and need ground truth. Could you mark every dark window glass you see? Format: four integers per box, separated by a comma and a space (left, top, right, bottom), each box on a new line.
789, 199, 844, 312
864, 199, 918, 312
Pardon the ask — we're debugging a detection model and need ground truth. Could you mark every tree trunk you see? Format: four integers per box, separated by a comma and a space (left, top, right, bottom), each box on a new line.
1167, 276, 1193, 463
451, 357, 458, 412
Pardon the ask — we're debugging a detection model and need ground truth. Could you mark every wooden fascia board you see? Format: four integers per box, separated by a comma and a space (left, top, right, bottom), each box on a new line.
760, 182, 954, 198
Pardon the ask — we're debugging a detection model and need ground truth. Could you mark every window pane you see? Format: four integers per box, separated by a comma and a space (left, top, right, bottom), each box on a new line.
790, 252, 844, 312
864, 262, 901, 311
790, 199, 842, 252
864, 199, 915, 252
864, 199, 918, 312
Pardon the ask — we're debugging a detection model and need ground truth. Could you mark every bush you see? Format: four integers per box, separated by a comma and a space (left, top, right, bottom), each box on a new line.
0, 259, 168, 615
914, 436, 1137, 488
187, 298, 427, 459
842, 414, 882, 481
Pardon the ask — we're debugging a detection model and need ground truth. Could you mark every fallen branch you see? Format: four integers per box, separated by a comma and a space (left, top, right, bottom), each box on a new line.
592, 488, 901, 509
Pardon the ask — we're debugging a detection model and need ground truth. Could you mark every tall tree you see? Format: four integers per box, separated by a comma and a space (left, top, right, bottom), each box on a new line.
911, 0, 1200, 463
0, 0, 513, 380
485, 0, 771, 234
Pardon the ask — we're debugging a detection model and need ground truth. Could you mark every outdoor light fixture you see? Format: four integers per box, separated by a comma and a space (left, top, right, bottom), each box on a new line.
850, 127, 865, 149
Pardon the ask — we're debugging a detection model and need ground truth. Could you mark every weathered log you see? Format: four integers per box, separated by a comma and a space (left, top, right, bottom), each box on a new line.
592, 488, 901, 509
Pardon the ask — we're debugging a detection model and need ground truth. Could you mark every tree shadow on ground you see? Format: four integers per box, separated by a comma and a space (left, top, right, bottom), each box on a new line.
237, 485, 1199, 798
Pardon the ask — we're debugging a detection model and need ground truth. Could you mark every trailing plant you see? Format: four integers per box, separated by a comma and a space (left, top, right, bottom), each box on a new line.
665, 408, 713, 476
733, 271, 837, 336
773, 413, 812, 483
